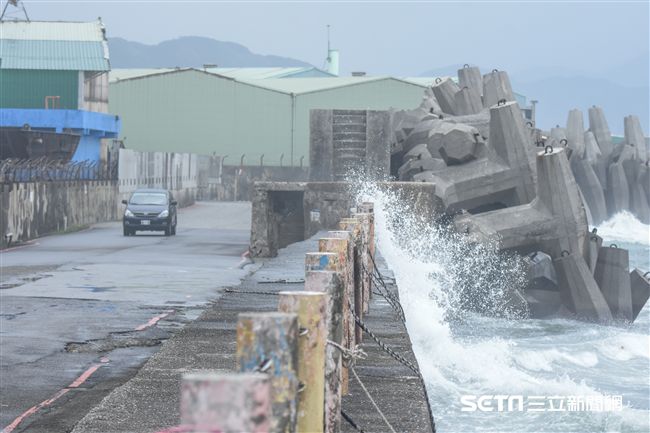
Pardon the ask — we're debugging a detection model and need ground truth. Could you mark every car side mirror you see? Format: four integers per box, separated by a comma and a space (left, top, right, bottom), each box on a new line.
121, 199, 128, 205
171, 200, 178, 206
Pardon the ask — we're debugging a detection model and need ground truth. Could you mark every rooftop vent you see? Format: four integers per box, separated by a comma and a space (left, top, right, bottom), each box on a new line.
352, 72, 366, 77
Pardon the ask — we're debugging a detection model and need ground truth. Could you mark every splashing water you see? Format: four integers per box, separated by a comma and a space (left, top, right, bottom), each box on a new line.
357, 183, 650, 433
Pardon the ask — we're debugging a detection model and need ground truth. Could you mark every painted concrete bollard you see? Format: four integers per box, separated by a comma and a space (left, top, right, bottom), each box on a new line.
278, 291, 327, 433
305, 270, 345, 433
594, 246, 633, 321
180, 372, 271, 433
236, 312, 299, 433
327, 230, 357, 345
306, 249, 350, 395
338, 218, 365, 344
353, 212, 373, 314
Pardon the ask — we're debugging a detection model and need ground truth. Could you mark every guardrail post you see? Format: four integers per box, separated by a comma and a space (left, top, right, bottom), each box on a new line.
181, 372, 271, 433
305, 251, 349, 395
237, 312, 299, 433
305, 270, 344, 433
278, 291, 327, 433
357, 202, 375, 261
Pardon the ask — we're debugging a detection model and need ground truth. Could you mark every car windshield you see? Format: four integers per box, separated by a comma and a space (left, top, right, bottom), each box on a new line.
129, 192, 167, 205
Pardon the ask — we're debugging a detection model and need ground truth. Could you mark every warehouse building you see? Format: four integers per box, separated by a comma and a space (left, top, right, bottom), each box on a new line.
109, 68, 428, 165
0, 19, 120, 162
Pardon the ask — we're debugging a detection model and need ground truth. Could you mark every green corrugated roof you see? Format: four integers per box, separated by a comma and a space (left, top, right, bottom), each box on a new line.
110, 68, 176, 82
0, 39, 109, 71
0, 20, 106, 41
0, 20, 109, 71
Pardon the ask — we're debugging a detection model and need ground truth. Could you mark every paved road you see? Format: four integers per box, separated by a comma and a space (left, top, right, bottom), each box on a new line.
0, 202, 253, 433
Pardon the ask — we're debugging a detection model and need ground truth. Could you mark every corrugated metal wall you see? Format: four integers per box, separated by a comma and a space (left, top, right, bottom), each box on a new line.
0, 69, 79, 109
109, 71, 425, 166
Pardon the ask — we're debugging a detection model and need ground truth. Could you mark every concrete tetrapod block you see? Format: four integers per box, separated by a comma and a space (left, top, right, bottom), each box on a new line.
572, 158, 608, 224
630, 176, 650, 224
594, 246, 633, 321
402, 143, 432, 163
524, 288, 563, 318
398, 157, 446, 181
583, 232, 603, 275
488, 101, 536, 198
454, 147, 589, 258
454, 86, 483, 116
554, 253, 613, 322
624, 115, 648, 162
606, 163, 630, 215
425, 121, 459, 157
458, 65, 483, 98
630, 269, 650, 321
525, 251, 558, 291
583, 131, 603, 165
639, 163, 650, 205
482, 70, 515, 108
181, 372, 272, 433
431, 77, 460, 115
236, 312, 299, 433
588, 106, 614, 157
566, 109, 586, 159
403, 118, 444, 153
438, 125, 483, 166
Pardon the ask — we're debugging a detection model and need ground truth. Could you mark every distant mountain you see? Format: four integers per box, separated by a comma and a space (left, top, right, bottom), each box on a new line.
108, 36, 312, 69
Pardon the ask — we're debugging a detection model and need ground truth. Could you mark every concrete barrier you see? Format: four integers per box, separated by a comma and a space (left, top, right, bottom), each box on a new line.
630, 269, 650, 321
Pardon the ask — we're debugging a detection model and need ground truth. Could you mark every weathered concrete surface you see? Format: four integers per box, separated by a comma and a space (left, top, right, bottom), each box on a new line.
455, 147, 588, 258
588, 106, 614, 157
457, 65, 483, 99
554, 253, 613, 322
431, 78, 460, 115
566, 109, 586, 159
482, 70, 515, 108
630, 269, 650, 321
69, 233, 433, 433
594, 246, 633, 321
572, 158, 608, 224
0, 202, 252, 433
1, 181, 119, 248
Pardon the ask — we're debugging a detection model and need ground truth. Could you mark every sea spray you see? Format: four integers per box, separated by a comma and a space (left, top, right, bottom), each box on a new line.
353, 181, 649, 433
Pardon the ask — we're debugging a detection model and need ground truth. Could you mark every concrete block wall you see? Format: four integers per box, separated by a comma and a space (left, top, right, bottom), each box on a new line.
250, 181, 440, 257
1, 180, 119, 247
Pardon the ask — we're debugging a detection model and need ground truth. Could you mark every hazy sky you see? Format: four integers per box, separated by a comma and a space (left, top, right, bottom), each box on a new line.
21, 1, 650, 77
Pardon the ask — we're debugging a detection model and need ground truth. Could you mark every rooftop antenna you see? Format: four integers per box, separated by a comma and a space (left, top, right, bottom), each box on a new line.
1, 0, 30, 21
324, 24, 339, 76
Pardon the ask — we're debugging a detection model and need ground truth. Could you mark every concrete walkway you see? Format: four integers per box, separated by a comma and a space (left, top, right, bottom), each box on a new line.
71, 234, 434, 433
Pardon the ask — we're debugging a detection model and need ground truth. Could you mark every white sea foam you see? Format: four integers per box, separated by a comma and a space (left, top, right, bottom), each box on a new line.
357, 182, 650, 433
596, 211, 650, 245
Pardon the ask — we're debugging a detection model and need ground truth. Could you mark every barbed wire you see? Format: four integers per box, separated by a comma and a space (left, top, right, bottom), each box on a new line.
0, 158, 117, 183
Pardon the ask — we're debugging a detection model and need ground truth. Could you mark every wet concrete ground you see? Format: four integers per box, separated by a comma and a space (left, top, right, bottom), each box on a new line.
70, 233, 434, 433
0, 202, 253, 432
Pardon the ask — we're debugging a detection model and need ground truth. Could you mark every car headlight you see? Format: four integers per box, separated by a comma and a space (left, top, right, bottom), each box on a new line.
158, 210, 169, 218
124, 209, 134, 217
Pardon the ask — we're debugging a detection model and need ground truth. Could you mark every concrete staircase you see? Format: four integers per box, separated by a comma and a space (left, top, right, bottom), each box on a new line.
332, 110, 367, 181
